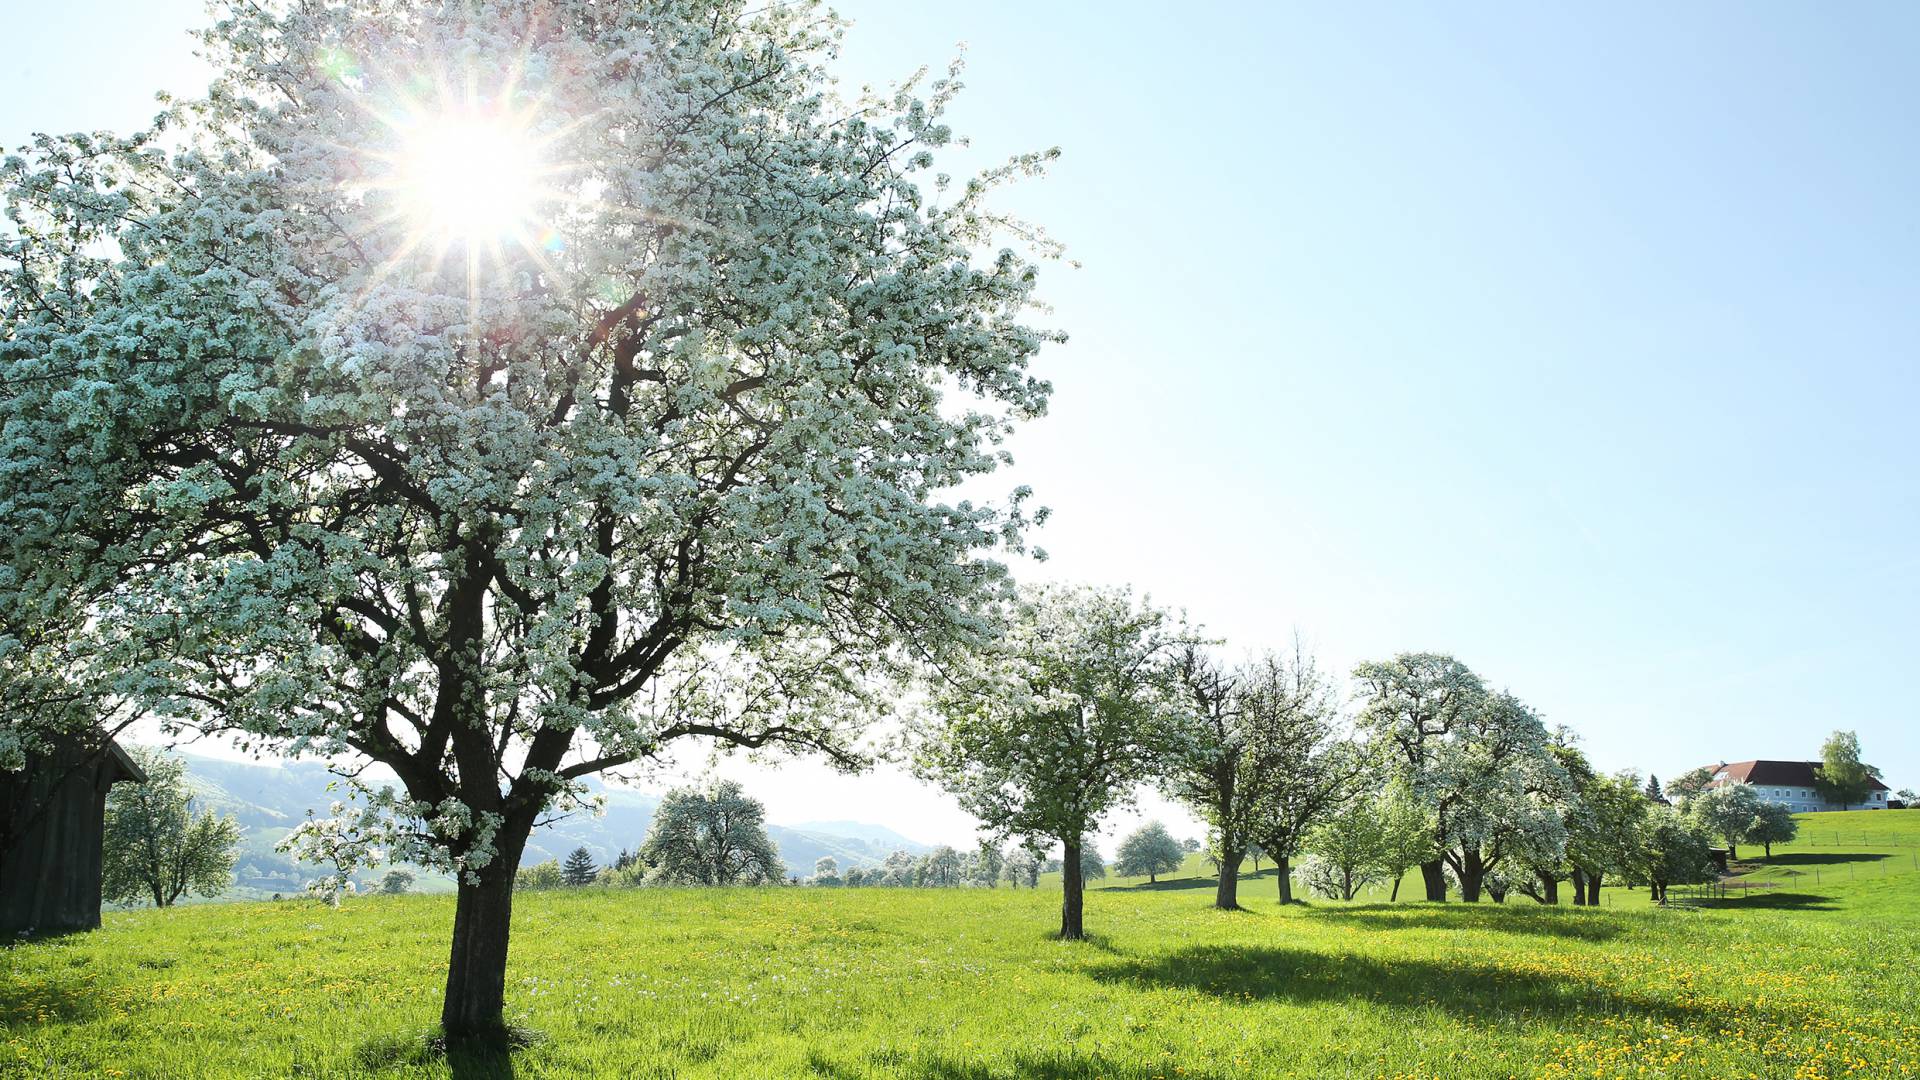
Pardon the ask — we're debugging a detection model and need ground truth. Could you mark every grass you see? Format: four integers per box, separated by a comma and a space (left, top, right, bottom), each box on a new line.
6, 811, 1919, 1078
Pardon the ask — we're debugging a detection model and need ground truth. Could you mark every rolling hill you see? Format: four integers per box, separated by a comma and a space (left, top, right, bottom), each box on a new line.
167, 751, 929, 896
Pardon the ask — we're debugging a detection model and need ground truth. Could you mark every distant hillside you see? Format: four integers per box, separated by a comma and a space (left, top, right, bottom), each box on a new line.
167, 751, 923, 896
788, 820, 932, 852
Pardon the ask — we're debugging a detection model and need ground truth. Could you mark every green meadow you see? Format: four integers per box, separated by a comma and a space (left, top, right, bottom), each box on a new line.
6, 810, 1918, 1079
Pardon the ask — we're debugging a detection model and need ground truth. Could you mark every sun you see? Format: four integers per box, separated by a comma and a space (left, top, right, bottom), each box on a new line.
393, 110, 544, 249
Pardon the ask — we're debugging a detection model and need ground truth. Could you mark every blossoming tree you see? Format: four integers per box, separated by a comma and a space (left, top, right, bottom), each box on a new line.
0, 0, 1053, 1039
913, 585, 1191, 940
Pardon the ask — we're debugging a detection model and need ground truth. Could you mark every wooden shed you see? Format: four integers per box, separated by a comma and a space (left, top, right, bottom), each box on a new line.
1, 736, 146, 937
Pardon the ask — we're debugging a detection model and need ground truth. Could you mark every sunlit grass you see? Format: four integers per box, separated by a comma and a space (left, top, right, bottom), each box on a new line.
5, 811, 1918, 1078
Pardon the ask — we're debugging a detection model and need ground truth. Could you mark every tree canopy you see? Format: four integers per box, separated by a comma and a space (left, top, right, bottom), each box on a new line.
638, 780, 784, 887
1114, 821, 1184, 883
0, 0, 1057, 1039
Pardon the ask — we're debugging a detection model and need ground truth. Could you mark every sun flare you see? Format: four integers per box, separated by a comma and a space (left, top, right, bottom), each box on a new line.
394, 112, 543, 248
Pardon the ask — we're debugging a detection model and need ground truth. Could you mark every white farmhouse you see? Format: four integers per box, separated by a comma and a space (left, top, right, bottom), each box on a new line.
1702, 760, 1890, 813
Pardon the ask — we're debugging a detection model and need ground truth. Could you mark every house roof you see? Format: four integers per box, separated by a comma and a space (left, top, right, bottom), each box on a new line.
1706, 760, 1888, 792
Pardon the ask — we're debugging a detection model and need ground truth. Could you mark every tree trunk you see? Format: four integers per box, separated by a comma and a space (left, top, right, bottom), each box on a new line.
1537, 871, 1559, 905
1458, 849, 1484, 903
1726, 841, 1737, 861
1588, 871, 1603, 907
1214, 849, 1244, 910
1570, 866, 1588, 906
1764, 841, 1773, 857
1059, 837, 1086, 941
441, 868, 518, 1040
1275, 855, 1293, 904
1389, 874, 1402, 902
1420, 859, 1447, 902
1148, 871, 1156, 884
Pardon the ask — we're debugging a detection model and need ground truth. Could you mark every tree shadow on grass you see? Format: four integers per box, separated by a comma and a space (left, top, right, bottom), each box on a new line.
359, 1029, 521, 1080
1304, 903, 1626, 942
1750, 853, 1890, 866
1694, 892, 1840, 911
1107, 876, 1217, 892
805, 1048, 1234, 1080
0, 974, 103, 1026
1087, 944, 1704, 1029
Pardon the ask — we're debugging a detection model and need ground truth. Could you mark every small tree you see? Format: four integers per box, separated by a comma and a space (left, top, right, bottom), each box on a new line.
915, 585, 1190, 939
1644, 775, 1663, 801
515, 861, 563, 891
1301, 797, 1391, 901
1161, 645, 1255, 909
880, 850, 918, 887
1181, 836, 1201, 853
1686, 781, 1763, 861
1374, 783, 1435, 903
1746, 802, 1798, 858
1114, 821, 1185, 883
1814, 731, 1881, 810
1639, 806, 1717, 904
639, 781, 784, 886
811, 856, 842, 886
1666, 766, 1719, 803
920, 846, 963, 887
1898, 788, 1917, 807
1241, 652, 1374, 904
1003, 847, 1041, 889
1080, 846, 1107, 882
101, 747, 240, 908
841, 865, 868, 887
970, 842, 1005, 888
380, 869, 416, 895
277, 803, 381, 907
561, 847, 599, 887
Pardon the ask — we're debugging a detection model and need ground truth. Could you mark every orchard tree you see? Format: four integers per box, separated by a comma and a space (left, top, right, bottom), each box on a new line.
1373, 782, 1435, 903
1353, 654, 1486, 900
515, 860, 563, 891
1686, 781, 1763, 861
1300, 796, 1391, 901
970, 841, 1005, 887
1003, 847, 1041, 889
639, 781, 784, 886
0, 0, 1058, 1039
915, 585, 1189, 940
1238, 651, 1372, 904
1160, 645, 1255, 908
1564, 769, 1651, 906
1115, 821, 1183, 883
879, 850, 917, 887
1639, 806, 1717, 904
1426, 692, 1571, 902
919, 845, 962, 886
1814, 731, 1882, 810
101, 747, 240, 908
1079, 846, 1107, 882
811, 856, 841, 886
1747, 802, 1798, 857
1666, 766, 1719, 803
380, 868, 416, 895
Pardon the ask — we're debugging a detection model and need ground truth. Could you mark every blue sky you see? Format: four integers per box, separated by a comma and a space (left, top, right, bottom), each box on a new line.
4, 2, 1914, 843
